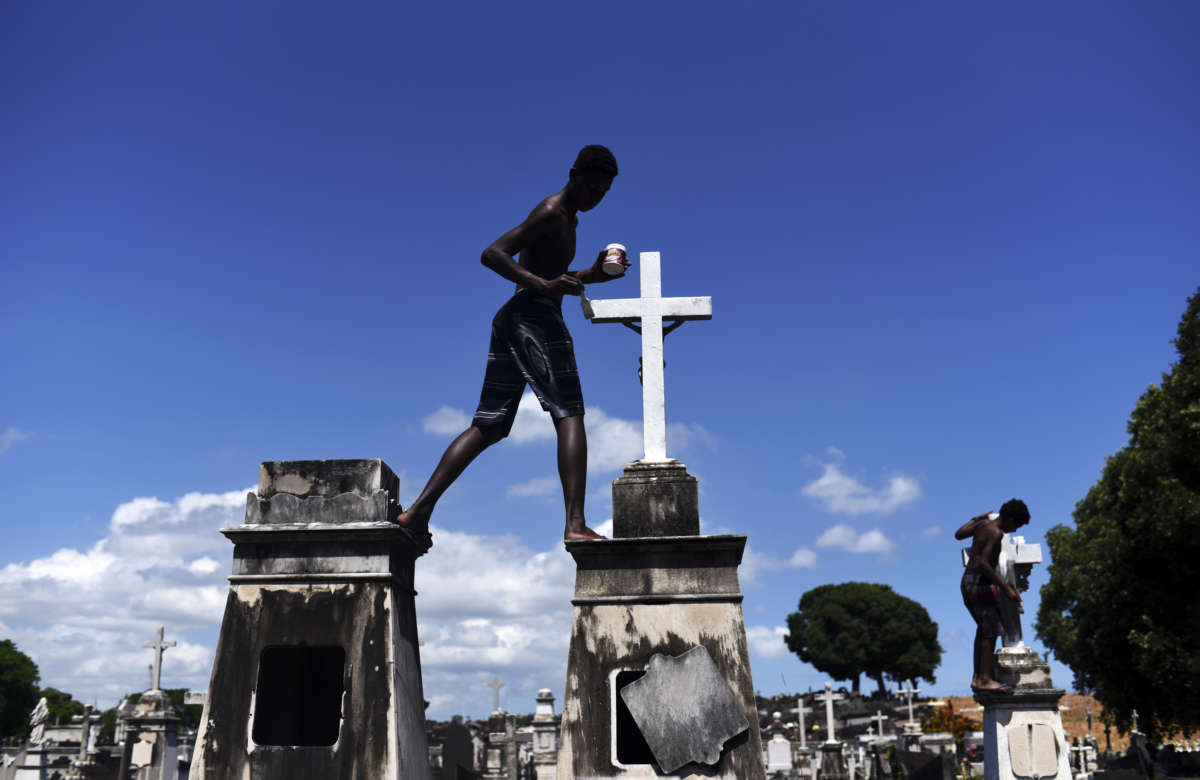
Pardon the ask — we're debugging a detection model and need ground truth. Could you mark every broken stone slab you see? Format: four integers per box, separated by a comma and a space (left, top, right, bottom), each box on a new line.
618, 645, 749, 773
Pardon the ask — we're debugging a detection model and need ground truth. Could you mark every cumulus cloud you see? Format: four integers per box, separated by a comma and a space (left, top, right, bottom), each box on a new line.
423, 405, 471, 435
0, 427, 31, 454
802, 463, 920, 516
506, 476, 559, 498
789, 547, 818, 567
745, 625, 790, 659
740, 544, 818, 584
816, 524, 896, 554
0, 489, 248, 704
424, 393, 713, 475
0, 484, 590, 719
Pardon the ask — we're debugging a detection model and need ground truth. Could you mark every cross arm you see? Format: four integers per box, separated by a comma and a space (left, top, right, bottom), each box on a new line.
584, 296, 712, 323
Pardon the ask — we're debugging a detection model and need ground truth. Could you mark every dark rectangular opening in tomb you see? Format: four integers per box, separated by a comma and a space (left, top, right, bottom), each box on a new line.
252, 645, 345, 747
615, 670, 655, 765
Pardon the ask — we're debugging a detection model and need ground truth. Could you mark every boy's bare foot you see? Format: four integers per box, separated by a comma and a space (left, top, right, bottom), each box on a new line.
970, 679, 1013, 693
564, 524, 606, 540
395, 504, 431, 531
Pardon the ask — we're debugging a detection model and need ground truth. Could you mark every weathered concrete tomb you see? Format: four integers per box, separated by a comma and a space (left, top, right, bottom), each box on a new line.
556, 459, 766, 779
188, 459, 433, 780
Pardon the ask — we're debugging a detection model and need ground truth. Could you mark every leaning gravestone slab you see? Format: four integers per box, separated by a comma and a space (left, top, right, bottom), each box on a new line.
618, 645, 749, 773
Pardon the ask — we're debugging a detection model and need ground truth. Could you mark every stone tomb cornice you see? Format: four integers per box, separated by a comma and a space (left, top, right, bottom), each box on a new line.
566, 534, 746, 605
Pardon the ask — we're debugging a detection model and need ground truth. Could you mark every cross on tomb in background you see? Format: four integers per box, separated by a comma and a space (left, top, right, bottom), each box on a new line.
814, 682, 845, 744
875, 710, 887, 737
900, 681, 921, 730
143, 626, 176, 692
793, 696, 813, 748
582, 251, 712, 462
488, 675, 505, 714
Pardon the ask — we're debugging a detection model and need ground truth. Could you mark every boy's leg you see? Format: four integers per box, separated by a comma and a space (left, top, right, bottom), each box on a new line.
396, 423, 506, 528
555, 414, 603, 540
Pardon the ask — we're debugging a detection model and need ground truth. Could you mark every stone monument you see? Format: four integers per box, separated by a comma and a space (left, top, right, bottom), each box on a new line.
117, 627, 182, 780
765, 712, 795, 774
188, 459, 432, 780
971, 534, 1070, 780
815, 683, 847, 780
558, 253, 763, 778
531, 689, 559, 780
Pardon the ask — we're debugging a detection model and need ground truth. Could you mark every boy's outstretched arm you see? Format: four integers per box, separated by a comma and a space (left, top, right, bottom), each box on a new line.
569, 249, 631, 285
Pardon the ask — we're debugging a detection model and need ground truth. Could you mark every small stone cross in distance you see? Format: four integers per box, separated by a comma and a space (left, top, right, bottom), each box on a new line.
142, 626, 176, 692
488, 675, 505, 713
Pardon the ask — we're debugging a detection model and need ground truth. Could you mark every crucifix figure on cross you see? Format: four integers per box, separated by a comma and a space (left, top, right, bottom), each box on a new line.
142, 626, 176, 692
814, 682, 845, 745
582, 251, 712, 462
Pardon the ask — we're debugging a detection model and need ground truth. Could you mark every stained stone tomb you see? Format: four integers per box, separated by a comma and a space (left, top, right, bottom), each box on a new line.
188, 459, 432, 780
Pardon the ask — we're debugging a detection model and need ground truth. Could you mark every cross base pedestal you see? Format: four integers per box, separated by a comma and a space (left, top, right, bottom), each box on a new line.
612, 460, 699, 538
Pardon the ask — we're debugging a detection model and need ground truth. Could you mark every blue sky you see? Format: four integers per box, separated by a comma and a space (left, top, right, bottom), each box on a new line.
2, 1, 1197, 720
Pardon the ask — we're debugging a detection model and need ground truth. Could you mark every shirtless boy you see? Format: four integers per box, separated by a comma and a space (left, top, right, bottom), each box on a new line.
955, 498, 1031, 693
396, 145, 626, 541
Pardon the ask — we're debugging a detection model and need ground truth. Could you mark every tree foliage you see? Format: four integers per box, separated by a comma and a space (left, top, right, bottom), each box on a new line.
39, 687, 84, 726
0, 639, 41, 739
1036, 286, 1200, 742
784, 582, 943, 694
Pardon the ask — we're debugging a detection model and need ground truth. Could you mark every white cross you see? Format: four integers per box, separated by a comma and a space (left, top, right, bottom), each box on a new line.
900, 681, 921, 727
488, 675, 505, 713
814, 682, 845, 744
582, 251, 712, 462
793, 697, 813, 748
875, 710, 887, 737
142, 626, 176, 692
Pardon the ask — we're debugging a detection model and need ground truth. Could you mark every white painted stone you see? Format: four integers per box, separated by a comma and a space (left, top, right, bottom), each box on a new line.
815, 683, 845, 744
983, 701, 1070, 780
583, 251, 712, 462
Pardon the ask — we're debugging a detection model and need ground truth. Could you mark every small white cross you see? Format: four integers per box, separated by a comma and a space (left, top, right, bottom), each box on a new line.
900, 681, 921, 728
814, 682, 845, 744
793, 697, 813, 748
488, 675, 505, 713
142, 626, 176, 692
875, 710, 887, 737
583, 251, 712, 462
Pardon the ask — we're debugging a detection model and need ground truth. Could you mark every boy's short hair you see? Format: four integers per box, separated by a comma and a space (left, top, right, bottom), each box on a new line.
999, 498, 1030, 526
573, 145, 618, 177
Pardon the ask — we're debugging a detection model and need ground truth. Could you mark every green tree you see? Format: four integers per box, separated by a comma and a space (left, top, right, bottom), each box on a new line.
38, 687, 84, 726
784, 582, 943, 695
1036, 287, 1200, 742
0, 639, 41, 739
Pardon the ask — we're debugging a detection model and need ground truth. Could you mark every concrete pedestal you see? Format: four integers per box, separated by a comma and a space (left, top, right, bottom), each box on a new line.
557, 526, 764, 776
818, 742, 848, 780
612, 460, 699, 537
118, 690, 180, 780
188, 459, 432, 780
976, 648, 1070, 780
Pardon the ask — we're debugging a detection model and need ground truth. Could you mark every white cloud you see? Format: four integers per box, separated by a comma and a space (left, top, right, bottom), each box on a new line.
740, 544, 818, 585
0, 427, 30, 454
423, 405, 471, 435
745, 625, 790, 659
0, 489, 248, 705
789, 547, 818, 567
802, 462, 920, 516
816, 524, 896, 554
506, 476, 559, 498
921, 525, 943, 538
